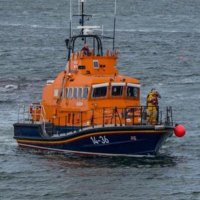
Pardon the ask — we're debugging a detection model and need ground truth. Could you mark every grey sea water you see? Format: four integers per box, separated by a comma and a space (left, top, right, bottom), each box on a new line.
0, 0, 200, 199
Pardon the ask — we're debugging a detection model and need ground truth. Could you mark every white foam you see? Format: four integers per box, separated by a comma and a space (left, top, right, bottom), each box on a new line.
5, 84, 18, 90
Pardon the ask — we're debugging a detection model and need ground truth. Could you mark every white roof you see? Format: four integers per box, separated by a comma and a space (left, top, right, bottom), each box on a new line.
127, 83, 140, 88
111, 82, 126, 86
92, 83, 109, 88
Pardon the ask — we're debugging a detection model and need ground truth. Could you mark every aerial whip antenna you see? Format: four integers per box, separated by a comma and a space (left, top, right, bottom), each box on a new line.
66, 0, 73, 73
70, 0, 72, 38
113, 0, 117, 50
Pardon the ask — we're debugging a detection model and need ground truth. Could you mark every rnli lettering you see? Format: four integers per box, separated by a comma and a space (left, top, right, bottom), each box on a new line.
90, 136, 109, 145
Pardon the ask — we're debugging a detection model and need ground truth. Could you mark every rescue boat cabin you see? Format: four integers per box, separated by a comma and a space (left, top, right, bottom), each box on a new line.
34, 33, 141, 131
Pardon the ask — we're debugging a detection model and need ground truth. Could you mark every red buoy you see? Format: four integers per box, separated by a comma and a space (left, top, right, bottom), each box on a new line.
173, 124, 186, 137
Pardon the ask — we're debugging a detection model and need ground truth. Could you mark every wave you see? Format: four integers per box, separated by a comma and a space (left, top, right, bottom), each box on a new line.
0, 99, 15, 104
0, 84, 18, 91
1, 22, 199, 34
106, 28, 200, 34
4, 84, 18, 90
0, 22, 65, 30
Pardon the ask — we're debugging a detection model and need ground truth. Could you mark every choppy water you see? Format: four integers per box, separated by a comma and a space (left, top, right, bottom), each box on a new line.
0, 0, 200, 199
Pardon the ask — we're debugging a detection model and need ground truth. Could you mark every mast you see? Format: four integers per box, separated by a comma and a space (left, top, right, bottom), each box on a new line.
80, 0, 84, 35
66, 0, 73, 74
113, 0, 117, 50
74, 0, 92, 36
70, 0, 72, 38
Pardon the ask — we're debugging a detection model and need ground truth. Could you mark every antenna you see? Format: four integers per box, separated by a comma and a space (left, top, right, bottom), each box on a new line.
70, 0, 72, 38
78, 0, 80, 15
66, 0, 73, 73
73, 0, 92, 36
80, 0, 85, 35
102, 25, 104, 44
113, 0, 117, 50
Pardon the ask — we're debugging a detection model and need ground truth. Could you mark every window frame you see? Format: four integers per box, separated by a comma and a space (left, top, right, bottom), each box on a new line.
126, 83, 140, 99
110, 82, 125, 97
83, 87, 89, 99
77, 87, 82, 99
67, 87, 73, 98
73, 88, 78, 99
54, 89, 59, 97
93, 60, 99, 69
92, 83, 109, 99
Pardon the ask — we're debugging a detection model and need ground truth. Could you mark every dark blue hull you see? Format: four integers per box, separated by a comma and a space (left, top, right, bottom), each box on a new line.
14, 123, 173, 157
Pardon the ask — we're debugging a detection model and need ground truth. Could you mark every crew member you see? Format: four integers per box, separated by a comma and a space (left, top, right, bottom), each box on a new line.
146, 88, 161, 124
81, 43, 90, 56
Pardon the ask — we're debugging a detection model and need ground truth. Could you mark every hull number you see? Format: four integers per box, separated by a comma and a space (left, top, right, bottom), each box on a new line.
90, 135, 109, 145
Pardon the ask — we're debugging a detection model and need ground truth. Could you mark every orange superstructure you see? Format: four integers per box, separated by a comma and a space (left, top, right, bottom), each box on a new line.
38, 47, 141, 127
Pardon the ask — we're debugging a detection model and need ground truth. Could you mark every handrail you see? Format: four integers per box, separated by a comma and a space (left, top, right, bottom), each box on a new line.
17, 105, 173, 135
57, 106, 173, 133
17, 103, 48, 135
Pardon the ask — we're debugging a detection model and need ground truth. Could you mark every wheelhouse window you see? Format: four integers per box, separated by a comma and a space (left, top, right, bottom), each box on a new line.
54, 89, 59, 97
73, 88, 78, 98
83, 87, 89, 99
92, 83, 108, 98
66, 87, 89, 99
126, 83, 140, 98
93, 60, 99, 69
78, 88, 82, 99
65, 88, 68, 98
67, 88, 73, 98
111, 83, 125, 97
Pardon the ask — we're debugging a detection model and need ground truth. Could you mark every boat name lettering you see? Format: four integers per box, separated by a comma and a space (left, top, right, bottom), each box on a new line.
90, 136, 109, 145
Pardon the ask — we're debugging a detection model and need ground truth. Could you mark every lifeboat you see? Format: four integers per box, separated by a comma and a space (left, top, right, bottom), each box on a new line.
13, 0, 185, 157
